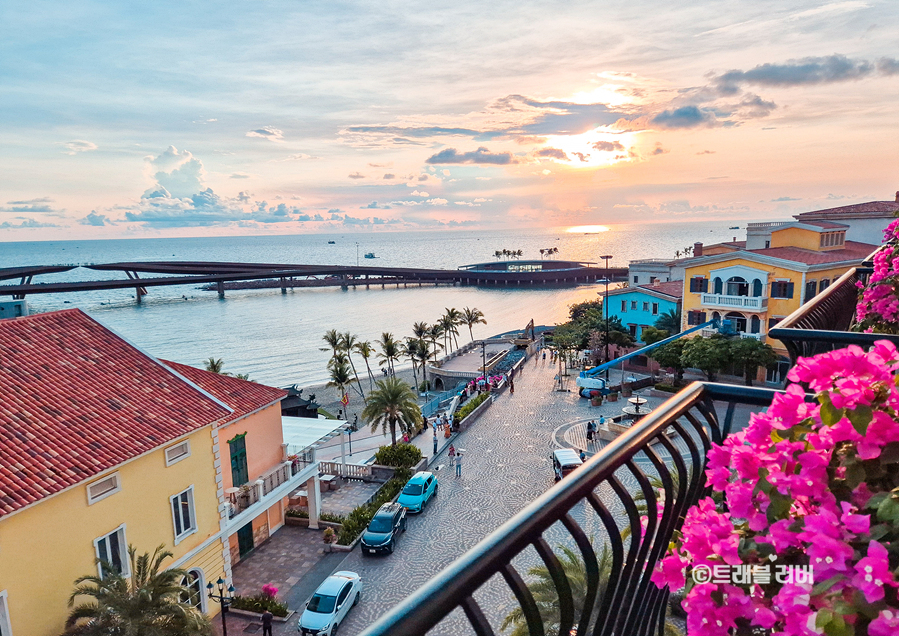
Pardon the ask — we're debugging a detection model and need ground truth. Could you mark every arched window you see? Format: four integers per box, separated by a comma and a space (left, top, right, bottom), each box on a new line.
726, 276, 748, 297
750, 315, 761, 334
712, 311, 721, 322
180, 569, 205, 611
724, 311, 747, 333
713, 277, 723, 295
752, 279, 763, 297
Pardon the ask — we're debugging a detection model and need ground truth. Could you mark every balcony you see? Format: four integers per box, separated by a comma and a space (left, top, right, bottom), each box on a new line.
359, 383, 791, 636
224, 453, 319, 531
739, 332, 764, 341
700, 293, 766, 311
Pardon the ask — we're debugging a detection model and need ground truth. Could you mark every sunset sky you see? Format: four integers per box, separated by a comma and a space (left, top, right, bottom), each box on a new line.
2, 0, 898, 239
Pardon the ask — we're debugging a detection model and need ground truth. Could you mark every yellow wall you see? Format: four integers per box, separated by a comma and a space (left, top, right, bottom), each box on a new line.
770, 226, 821, 250
220, 404, 285, 490
0, 426, 225, 636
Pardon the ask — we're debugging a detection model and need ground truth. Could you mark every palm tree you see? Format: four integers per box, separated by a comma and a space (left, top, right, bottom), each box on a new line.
362, 377, 421, 446
321, 329, 341, 357
63, 545, 211, 636
412, 321, 430, 341
353, 340, 377, 390
654, 309, 681, 335
462, 307, 487, 341
494, 250, 503, 260
516, 249, 523, 259
539, 248, 546, 259
444, 307, 463, 350
427, 323, 444, 364
203, 357, 225, 374
377, 332, 400, 376
439, 313, 457, 352
327, 354, 353, 405
340, 331, 365, 399
674, 250, 681, 259
402, 339, 421, 393
416, 338, 434, 391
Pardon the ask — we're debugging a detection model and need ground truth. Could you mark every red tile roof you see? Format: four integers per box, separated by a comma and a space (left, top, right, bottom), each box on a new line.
0, 309, 231, 518
746, 241, 876, 265
162, 361, 286, 424
796, 201, 899, 218
637, 280, 683, 298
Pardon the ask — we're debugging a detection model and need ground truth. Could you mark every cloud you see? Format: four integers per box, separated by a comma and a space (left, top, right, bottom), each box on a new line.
369, 162, 392, 168
426, 146, 519, 165
348, 172, 365, 179
383, 173, 395, 179
696, 150, 716, 155
60, 140, 97, 155
454, 201, 481, 207
651, 106, 717, 129
1, 196, 60, 214
246, 126, 284, 142
652, 143, 669, 155
592, 140, 625, 152
535, 147, 568, 160
362, 201, 391, 209
733, 93, 777, 118
229, 173, 251, 179
711, 55, 890, 93
826, 193, 847, 200
410, 191, 429, 197
280, 153, 317, 161
473, 198, 490, 203
772, 196, 801, 202
0, 218, 59, 229
417, 173, 429, 182
79, 211, 113, 226
344, 125, 487, 138
7, 197, 53, 205
426, 198, 448, 205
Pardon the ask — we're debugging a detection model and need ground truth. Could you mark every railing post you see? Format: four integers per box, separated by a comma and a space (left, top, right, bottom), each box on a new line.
254, 479, 264, 503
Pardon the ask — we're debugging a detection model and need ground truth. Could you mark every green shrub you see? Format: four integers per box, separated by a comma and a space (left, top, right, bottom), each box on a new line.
654, 383, 679, 393
335, 470, 412, 545
373, 443, 422, 468
231, 594, 289, 617
456, 392, 490, 421
418, 380, 431, 392
285, 508, 308, 518
319, 512, 345, 524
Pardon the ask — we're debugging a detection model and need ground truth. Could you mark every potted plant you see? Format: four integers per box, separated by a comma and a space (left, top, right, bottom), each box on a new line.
322, 527, 336, 551
607, 391, 619, 402
589, 390, 602, 407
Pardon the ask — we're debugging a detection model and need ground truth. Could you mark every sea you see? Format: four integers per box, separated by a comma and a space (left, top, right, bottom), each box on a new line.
0, 222, 743, 387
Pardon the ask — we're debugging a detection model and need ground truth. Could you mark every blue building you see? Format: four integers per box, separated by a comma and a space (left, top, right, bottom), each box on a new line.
603, 280, 682, 343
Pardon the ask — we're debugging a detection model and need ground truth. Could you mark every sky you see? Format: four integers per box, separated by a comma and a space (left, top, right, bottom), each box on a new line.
1, 0, 898, 240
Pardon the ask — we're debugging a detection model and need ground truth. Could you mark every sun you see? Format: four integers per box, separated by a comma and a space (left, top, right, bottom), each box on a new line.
566, 225, 610, 234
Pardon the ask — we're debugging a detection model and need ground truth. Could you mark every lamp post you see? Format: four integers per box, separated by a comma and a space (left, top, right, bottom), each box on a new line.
207, 578, 235, 636
479, 341, 487, 391
356, 242, 359, 267
600, 255, 613, 384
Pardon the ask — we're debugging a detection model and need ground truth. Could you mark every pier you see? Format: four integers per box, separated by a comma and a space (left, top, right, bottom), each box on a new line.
0, 260, 627, 302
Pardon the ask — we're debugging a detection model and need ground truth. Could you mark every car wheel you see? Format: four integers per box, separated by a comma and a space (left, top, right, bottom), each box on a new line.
388, 539, 394, 554
434, 484, 438, 496
353, 591, 361, 606
332, 623, 339, 636
402, 520, 407, 532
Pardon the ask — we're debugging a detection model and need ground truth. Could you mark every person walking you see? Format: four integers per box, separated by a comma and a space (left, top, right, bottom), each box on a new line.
261, 609, 273, 636
579, 450, 587, 463
509, 379, 515, 395
448, 444, 456, 466
433, 430, 438, 455
455, 451, 463, 477
586, 419, 594, 441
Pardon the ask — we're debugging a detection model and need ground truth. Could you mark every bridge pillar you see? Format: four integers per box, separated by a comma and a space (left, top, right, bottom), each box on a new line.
217, 281, 225, 299
280, 277, 287, 294
135, 288, 142, 304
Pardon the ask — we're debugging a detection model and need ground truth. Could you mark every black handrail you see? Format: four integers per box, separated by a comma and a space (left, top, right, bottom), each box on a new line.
359, 382, 790, 636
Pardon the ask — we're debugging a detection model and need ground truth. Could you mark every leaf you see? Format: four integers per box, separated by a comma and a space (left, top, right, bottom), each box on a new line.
766, 492, 792, 524
866, 492, 890, 510
868, 523, 890, 541
876, 497, 899, 524
823, 613, 853, 636
811, 575, 844, 596
880, 441, 899, 464
846, 405, 873, 435
845, 463, 866, 489
819, 394, 843, 426
816, 609, 834, 629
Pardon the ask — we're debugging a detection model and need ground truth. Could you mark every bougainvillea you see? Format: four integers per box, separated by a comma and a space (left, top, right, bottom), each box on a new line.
652, 341, 899, 636
855, 220, 899, 334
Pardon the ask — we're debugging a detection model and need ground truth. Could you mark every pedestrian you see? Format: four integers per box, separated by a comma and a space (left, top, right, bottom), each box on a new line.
586, 419, 594, 441
509, 379, 515, 395
448, 444, 456, 466
433, 430, 438, 455
542, 350, 546, 363
599, 415, 605, 427
403, 432, 410, 443
579, 450, 587, 463
455, 451, 463, 477
261, 609, 273, 636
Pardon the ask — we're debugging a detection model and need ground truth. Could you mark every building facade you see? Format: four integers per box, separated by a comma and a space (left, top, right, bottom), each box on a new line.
605, 281, 682, 343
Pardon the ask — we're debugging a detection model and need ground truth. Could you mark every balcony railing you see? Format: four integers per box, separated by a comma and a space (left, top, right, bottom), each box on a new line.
700, 293, 766, 310
739, 332, 764, 341
360, 382, 791, 636
261, 462, 292, 497
767, 251, 899, 364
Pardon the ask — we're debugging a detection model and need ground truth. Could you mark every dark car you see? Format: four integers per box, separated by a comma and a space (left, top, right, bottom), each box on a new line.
360, 502, 406, 554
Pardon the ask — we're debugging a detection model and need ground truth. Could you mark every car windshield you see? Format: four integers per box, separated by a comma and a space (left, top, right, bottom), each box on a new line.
368, 517, 393, 533
402, 484, 423, 496
307, 593, 337, 614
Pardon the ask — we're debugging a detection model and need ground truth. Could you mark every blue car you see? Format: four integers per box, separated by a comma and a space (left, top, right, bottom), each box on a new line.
397, 471, 438, 513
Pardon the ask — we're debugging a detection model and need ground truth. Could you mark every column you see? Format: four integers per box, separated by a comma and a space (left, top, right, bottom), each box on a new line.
306, 475, 321, 529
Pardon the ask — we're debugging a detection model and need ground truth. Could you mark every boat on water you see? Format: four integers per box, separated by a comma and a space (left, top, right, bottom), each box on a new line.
364, 252, 376, 259
328, 240, 336, 244
729, 226, 739, 229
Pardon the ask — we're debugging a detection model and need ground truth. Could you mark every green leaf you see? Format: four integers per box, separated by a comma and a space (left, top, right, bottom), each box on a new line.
816, 609, 834, 629
876, 497, 899, 524
846, 405, 873, 435
845, 463, 866, 489
823, 613, 853, 636
766, 492, 793, 524
819, 394, 843, 426
866, 492, 890, 510
868, 523, 890, 541
880, 441, 899, 464
811, 575, 844, 596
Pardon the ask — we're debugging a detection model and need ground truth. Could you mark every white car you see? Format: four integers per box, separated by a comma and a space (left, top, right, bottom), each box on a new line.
297, 571, 362, 635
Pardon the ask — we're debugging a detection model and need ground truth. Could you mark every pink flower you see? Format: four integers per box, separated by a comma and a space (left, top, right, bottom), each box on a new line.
261, 583, 278, 598
870, 609, 899, 636
851, 540, 897, 602
839, 501, 870, 536
651, 553, 687, 591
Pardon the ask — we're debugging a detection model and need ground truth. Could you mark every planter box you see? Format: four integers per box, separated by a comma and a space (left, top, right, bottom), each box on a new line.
457, 396, 493, 430
284, 517, 343, 530
228, 607, 295, 623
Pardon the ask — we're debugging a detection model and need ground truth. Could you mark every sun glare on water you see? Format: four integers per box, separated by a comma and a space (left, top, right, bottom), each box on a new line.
566, 225, 610, 234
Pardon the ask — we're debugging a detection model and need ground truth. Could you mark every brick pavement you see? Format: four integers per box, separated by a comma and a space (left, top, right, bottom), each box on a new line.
320, 480, 382, 517
230, 525, 327, 598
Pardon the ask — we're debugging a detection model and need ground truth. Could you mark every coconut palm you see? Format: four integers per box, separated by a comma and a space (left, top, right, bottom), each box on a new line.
377, 332, 400, 376
362, 376, 421, 446
462, 307, 487, 341
539, 248, 546, 259
203, 357, 225, 374
654, 309, 681, 335
353, 340, 377, 390
327, 355, 353, 405
63, 544, 211, 636
439, 313, 457, 352
402, 339, 421, 393
321, 329, 341, 357
444, 307, 463, 350
494, 250, 503, 260
340, 331, 365, 399
412, 321, 430, 341
416, 338, 434, 390
427, 323, 444, 364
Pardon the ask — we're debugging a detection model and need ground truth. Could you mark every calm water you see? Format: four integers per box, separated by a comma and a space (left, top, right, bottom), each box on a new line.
0, 223, 741, 386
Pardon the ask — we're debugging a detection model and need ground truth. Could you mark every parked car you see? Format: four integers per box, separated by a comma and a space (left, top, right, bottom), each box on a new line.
552, 448, 583, 481
396, 471, 438, 513
360, 502, 406, 554
297, 571, 362, 635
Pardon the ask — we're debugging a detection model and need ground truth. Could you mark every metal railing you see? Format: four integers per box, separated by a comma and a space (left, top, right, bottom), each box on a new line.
360, 382, 789, 636
261, 462, 292, 497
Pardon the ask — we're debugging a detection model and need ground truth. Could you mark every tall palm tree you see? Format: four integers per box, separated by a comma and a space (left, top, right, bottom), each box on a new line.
412, 321, 430, 341
439, 314, 457, 352
203, 357, 225, 374
427, 323, 444, 365
654, 309, 681, 335
63, 545, 211, 636
444, 307, 463, 350
353, 340, 377, 390
327, 354, 353, 406
321, 329, 341, 357
377, 332, 400, 376
416, 338, 434, 390
462, 307, 487, 341
402, 339, 421, 393
362, 377, 421, 446
539, 248, 546, 259
340, 331, 365, 399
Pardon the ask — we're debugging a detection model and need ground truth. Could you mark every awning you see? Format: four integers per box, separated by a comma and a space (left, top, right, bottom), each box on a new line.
282, 416, 350, 455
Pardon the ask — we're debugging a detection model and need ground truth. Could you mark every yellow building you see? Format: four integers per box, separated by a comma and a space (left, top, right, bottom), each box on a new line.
679, 222, 875, 383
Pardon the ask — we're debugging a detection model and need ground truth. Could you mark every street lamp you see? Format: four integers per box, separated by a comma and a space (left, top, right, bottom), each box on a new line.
478, 341, 487, 391
599, 254, 613, 385
355, 242, 359, 267
207, 578, 235, 636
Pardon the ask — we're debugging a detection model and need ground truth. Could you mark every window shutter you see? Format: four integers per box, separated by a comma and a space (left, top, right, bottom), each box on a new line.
689, 278, 697, 293
701, 278, 709, 293
700, 312, 707, 323
786, 282, 794, 298
768, 318, 778, 330
687, 312, 695, 325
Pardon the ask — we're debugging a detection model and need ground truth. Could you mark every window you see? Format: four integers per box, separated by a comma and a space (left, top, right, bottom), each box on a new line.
642, 301, 649, 312
689, 277, 708, 293
819, 278, 830, 291
621, 300, 627, 312
750, 315, 761, 334
87, 472, 121, 505
765, 240, 770, 248
633, 276, 639, 284
687, 311, 707, 325
650, 276, 657, 283
652, 303, 659, 316
165, 440, 191, 466
628, 324, 637, 338
713, 277, 723, 295
805, 280, 817, 301
630, 300, 637, 310
180, 569, 205, 611
94, 525, 129, 578
0, 590, 12, 636
726, 276, 748, 297
337, 583, 352, 608
752, 279, 763, 297
770, 281, 794, 299
171, 487, 197, 544
768, 317, 782, 330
